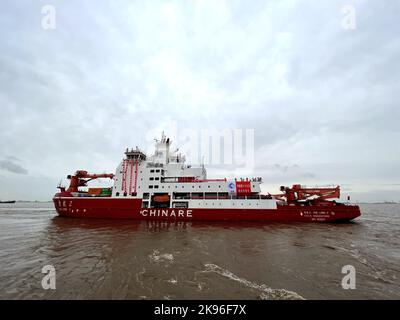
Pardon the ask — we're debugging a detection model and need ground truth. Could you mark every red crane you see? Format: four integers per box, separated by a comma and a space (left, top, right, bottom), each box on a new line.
272, 184, 341, 206
65, 170, 114, 193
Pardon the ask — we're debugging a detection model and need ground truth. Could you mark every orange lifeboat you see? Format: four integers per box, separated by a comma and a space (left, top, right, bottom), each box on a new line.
153, 195, 170, 202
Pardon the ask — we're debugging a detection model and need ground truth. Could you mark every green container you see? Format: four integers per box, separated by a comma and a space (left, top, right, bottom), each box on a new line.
100, 188, 112, 196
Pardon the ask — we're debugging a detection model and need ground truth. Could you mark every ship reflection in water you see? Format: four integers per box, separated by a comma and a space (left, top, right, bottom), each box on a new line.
0, 202, 399, 299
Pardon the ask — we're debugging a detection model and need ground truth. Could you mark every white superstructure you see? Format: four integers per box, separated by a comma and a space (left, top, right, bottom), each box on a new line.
112, 133, 276, 210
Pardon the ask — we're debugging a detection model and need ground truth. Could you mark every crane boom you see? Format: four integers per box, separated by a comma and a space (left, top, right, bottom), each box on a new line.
272, 184, 341, 205
66, 170, 114, 193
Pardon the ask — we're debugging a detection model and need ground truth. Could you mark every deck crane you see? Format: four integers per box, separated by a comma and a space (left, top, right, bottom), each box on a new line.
272, 184, 341, 206
63, 170, 114, 193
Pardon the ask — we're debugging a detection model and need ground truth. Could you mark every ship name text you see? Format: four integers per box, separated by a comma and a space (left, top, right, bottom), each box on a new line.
140, 209, 193, 218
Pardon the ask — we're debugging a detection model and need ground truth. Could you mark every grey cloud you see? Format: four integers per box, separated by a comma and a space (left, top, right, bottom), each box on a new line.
301, 172, 316, 178
5, 155, 21, 162
0, 0, 399, 201
0, 159, 28, 174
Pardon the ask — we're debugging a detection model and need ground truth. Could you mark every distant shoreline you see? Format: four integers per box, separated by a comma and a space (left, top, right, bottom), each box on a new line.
6, 200, 400, 205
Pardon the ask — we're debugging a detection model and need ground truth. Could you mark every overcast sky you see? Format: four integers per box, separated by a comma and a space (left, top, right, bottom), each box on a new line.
1, 0, 399, 202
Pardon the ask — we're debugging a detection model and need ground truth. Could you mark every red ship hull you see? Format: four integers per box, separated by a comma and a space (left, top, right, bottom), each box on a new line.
53, 194, 361, 223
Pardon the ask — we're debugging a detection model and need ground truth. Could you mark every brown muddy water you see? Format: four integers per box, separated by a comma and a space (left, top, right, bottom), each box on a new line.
0, 202, 399, 299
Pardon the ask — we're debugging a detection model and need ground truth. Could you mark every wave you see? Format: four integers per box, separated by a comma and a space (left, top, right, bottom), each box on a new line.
148, 250, 174, 263
203, 263, 304, 300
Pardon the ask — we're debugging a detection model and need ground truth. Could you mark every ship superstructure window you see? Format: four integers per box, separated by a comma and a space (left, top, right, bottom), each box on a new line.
116, 192, 120, 196
143, 193, 149, 199
155, 177, 160, 180
154, 185, 159, 189
192, 192, 203, 198
149, 186, 153, 189
205, 192, 217, 198
172, 202, 188, 208
150, 169, 155, 173
173, 192, 189, 199
156, 169, 160, 173
150, 177, 154, 181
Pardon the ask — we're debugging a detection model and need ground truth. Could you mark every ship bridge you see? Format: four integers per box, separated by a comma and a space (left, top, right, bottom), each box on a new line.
125, 147, 146, 161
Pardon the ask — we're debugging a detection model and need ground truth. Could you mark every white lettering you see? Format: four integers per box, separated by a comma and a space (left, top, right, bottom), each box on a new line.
341, 265, 356, 289
41, 5, 56, 30
41, 265, 56, 290
341, 5, 356, 30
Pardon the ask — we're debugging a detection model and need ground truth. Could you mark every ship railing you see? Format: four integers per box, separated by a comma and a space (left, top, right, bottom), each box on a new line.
172, 194, 272, 200
146, 163, 164, 168
162, 178, 227, 183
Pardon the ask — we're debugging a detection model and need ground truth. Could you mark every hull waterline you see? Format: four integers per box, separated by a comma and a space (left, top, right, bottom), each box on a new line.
53, 196, 361, 223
